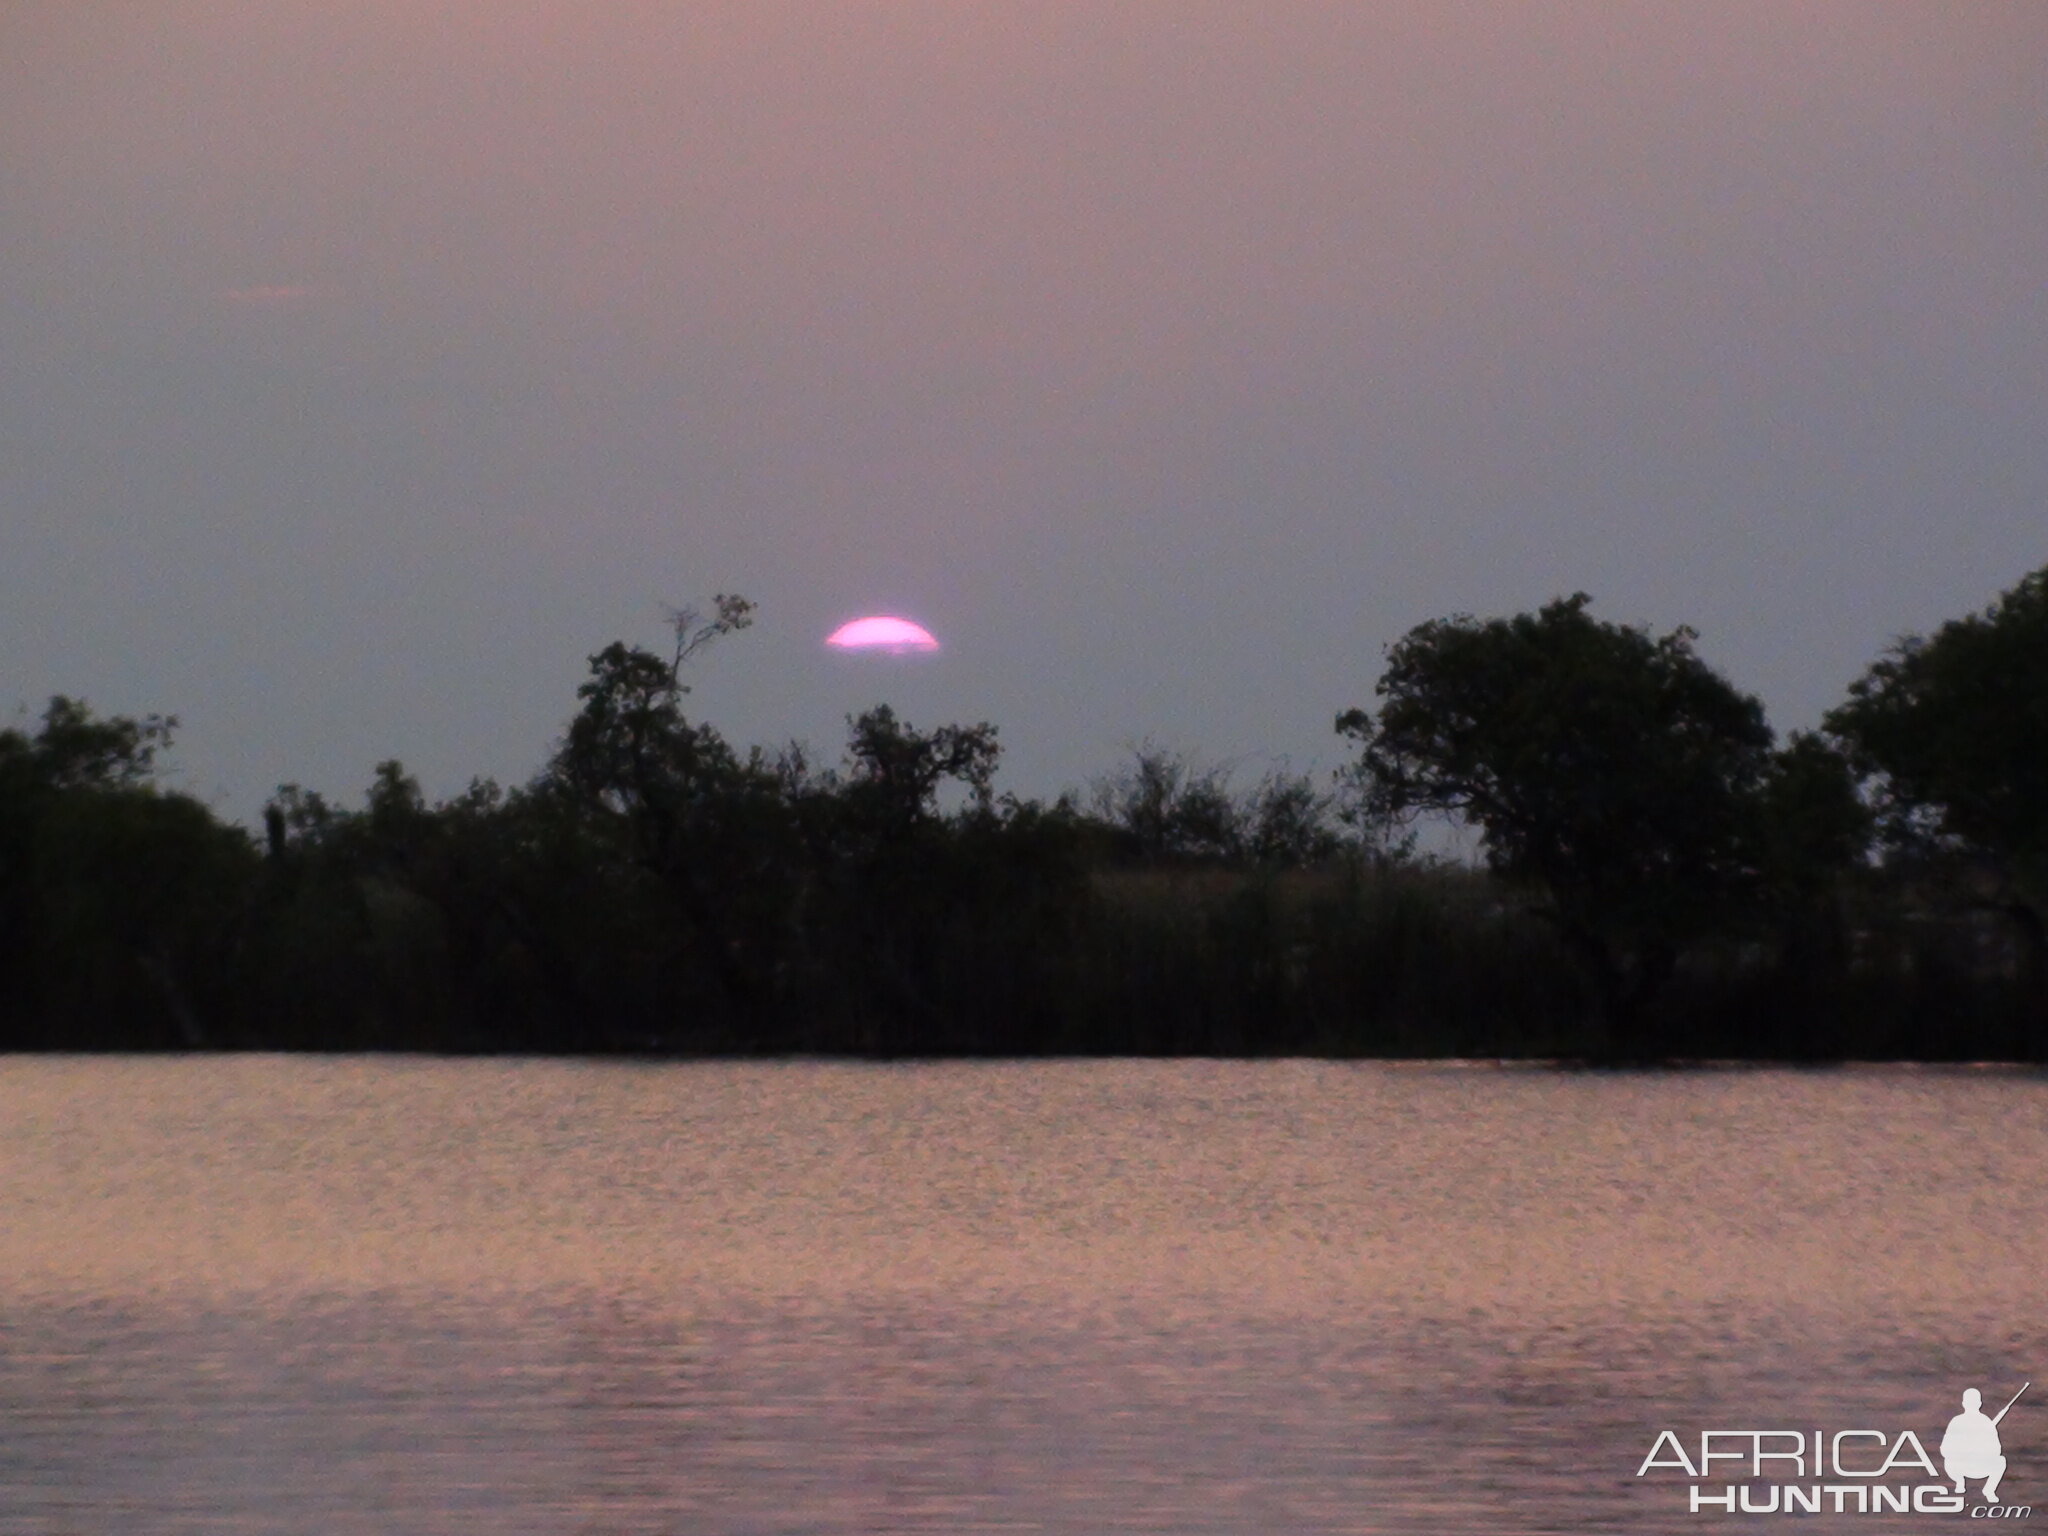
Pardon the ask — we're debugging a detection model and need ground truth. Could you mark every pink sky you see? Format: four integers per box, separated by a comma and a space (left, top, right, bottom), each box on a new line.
2, 3, 2043, 816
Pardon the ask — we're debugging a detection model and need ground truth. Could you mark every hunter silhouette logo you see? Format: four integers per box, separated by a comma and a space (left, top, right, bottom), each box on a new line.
1945, 1384, 2026, 1504
1636, 1379, 2032, 1516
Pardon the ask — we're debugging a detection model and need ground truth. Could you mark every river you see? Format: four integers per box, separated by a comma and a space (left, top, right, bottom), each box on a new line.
0, 1058, 2040, 1532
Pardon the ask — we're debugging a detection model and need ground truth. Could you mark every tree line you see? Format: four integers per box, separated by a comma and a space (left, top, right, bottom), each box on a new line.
3, 569, 2043, 1059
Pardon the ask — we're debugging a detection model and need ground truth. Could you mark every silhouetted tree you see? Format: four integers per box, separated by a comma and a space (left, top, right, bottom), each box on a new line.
0, 698, 255, 1046
1088, 746, 1344, 866
838, 705, 1000, 843
1338, 594, 1781, 1040
1241, 767, 1347, 867
1088, 745, 1240, 860
8, 694, 179, 789
1826, 564, 2048, 986
1754, 730, 1871, 905
783, 707, 1009, 1052
539, 597, 799, 1035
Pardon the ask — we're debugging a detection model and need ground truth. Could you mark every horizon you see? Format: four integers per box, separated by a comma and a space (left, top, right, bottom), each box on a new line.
5, 3, 2044, 826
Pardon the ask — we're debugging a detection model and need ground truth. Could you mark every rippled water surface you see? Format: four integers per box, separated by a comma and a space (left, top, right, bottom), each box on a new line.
0, 1059, 2041, 1532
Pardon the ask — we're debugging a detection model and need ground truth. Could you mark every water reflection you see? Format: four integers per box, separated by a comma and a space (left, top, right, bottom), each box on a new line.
0, 1060, 2040, 1532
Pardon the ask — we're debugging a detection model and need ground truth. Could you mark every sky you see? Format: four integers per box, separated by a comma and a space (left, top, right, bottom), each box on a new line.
3, 2, 2044, 824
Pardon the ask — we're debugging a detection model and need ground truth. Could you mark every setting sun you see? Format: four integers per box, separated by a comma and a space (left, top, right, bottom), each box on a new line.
826, 615, 940, 653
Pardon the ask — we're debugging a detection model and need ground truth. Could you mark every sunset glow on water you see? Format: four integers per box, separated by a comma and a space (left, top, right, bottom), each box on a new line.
0, 1060, 2043, 1532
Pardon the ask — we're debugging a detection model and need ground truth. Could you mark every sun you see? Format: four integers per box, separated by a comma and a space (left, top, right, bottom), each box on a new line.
825, 616, 940, 654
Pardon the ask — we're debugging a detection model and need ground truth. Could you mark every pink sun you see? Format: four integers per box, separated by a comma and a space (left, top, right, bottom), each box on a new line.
826, 616, 940, 654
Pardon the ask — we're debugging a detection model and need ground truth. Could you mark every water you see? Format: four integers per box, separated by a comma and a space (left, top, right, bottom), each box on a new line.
0, 1058, 2041, 1532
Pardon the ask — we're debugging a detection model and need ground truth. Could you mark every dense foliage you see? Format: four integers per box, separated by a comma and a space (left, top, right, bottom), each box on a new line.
1826, 567, 2048, 980
1335, 594, 1867, 1036
3, 569, 2043, 1059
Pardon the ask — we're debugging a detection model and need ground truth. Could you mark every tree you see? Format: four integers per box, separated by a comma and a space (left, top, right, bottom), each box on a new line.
838, 705, 1000, 841
550, 594, 757, 830
1337, 594, 1782, 1036
539, 596, 797, 1032
1753, 730, 1871, 908
8, 695, 177, 791
1086, 745, 1343, 866
1825, 565, 2048, 974
1, 698, 255, 1047
1087, 745, 1241, 861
